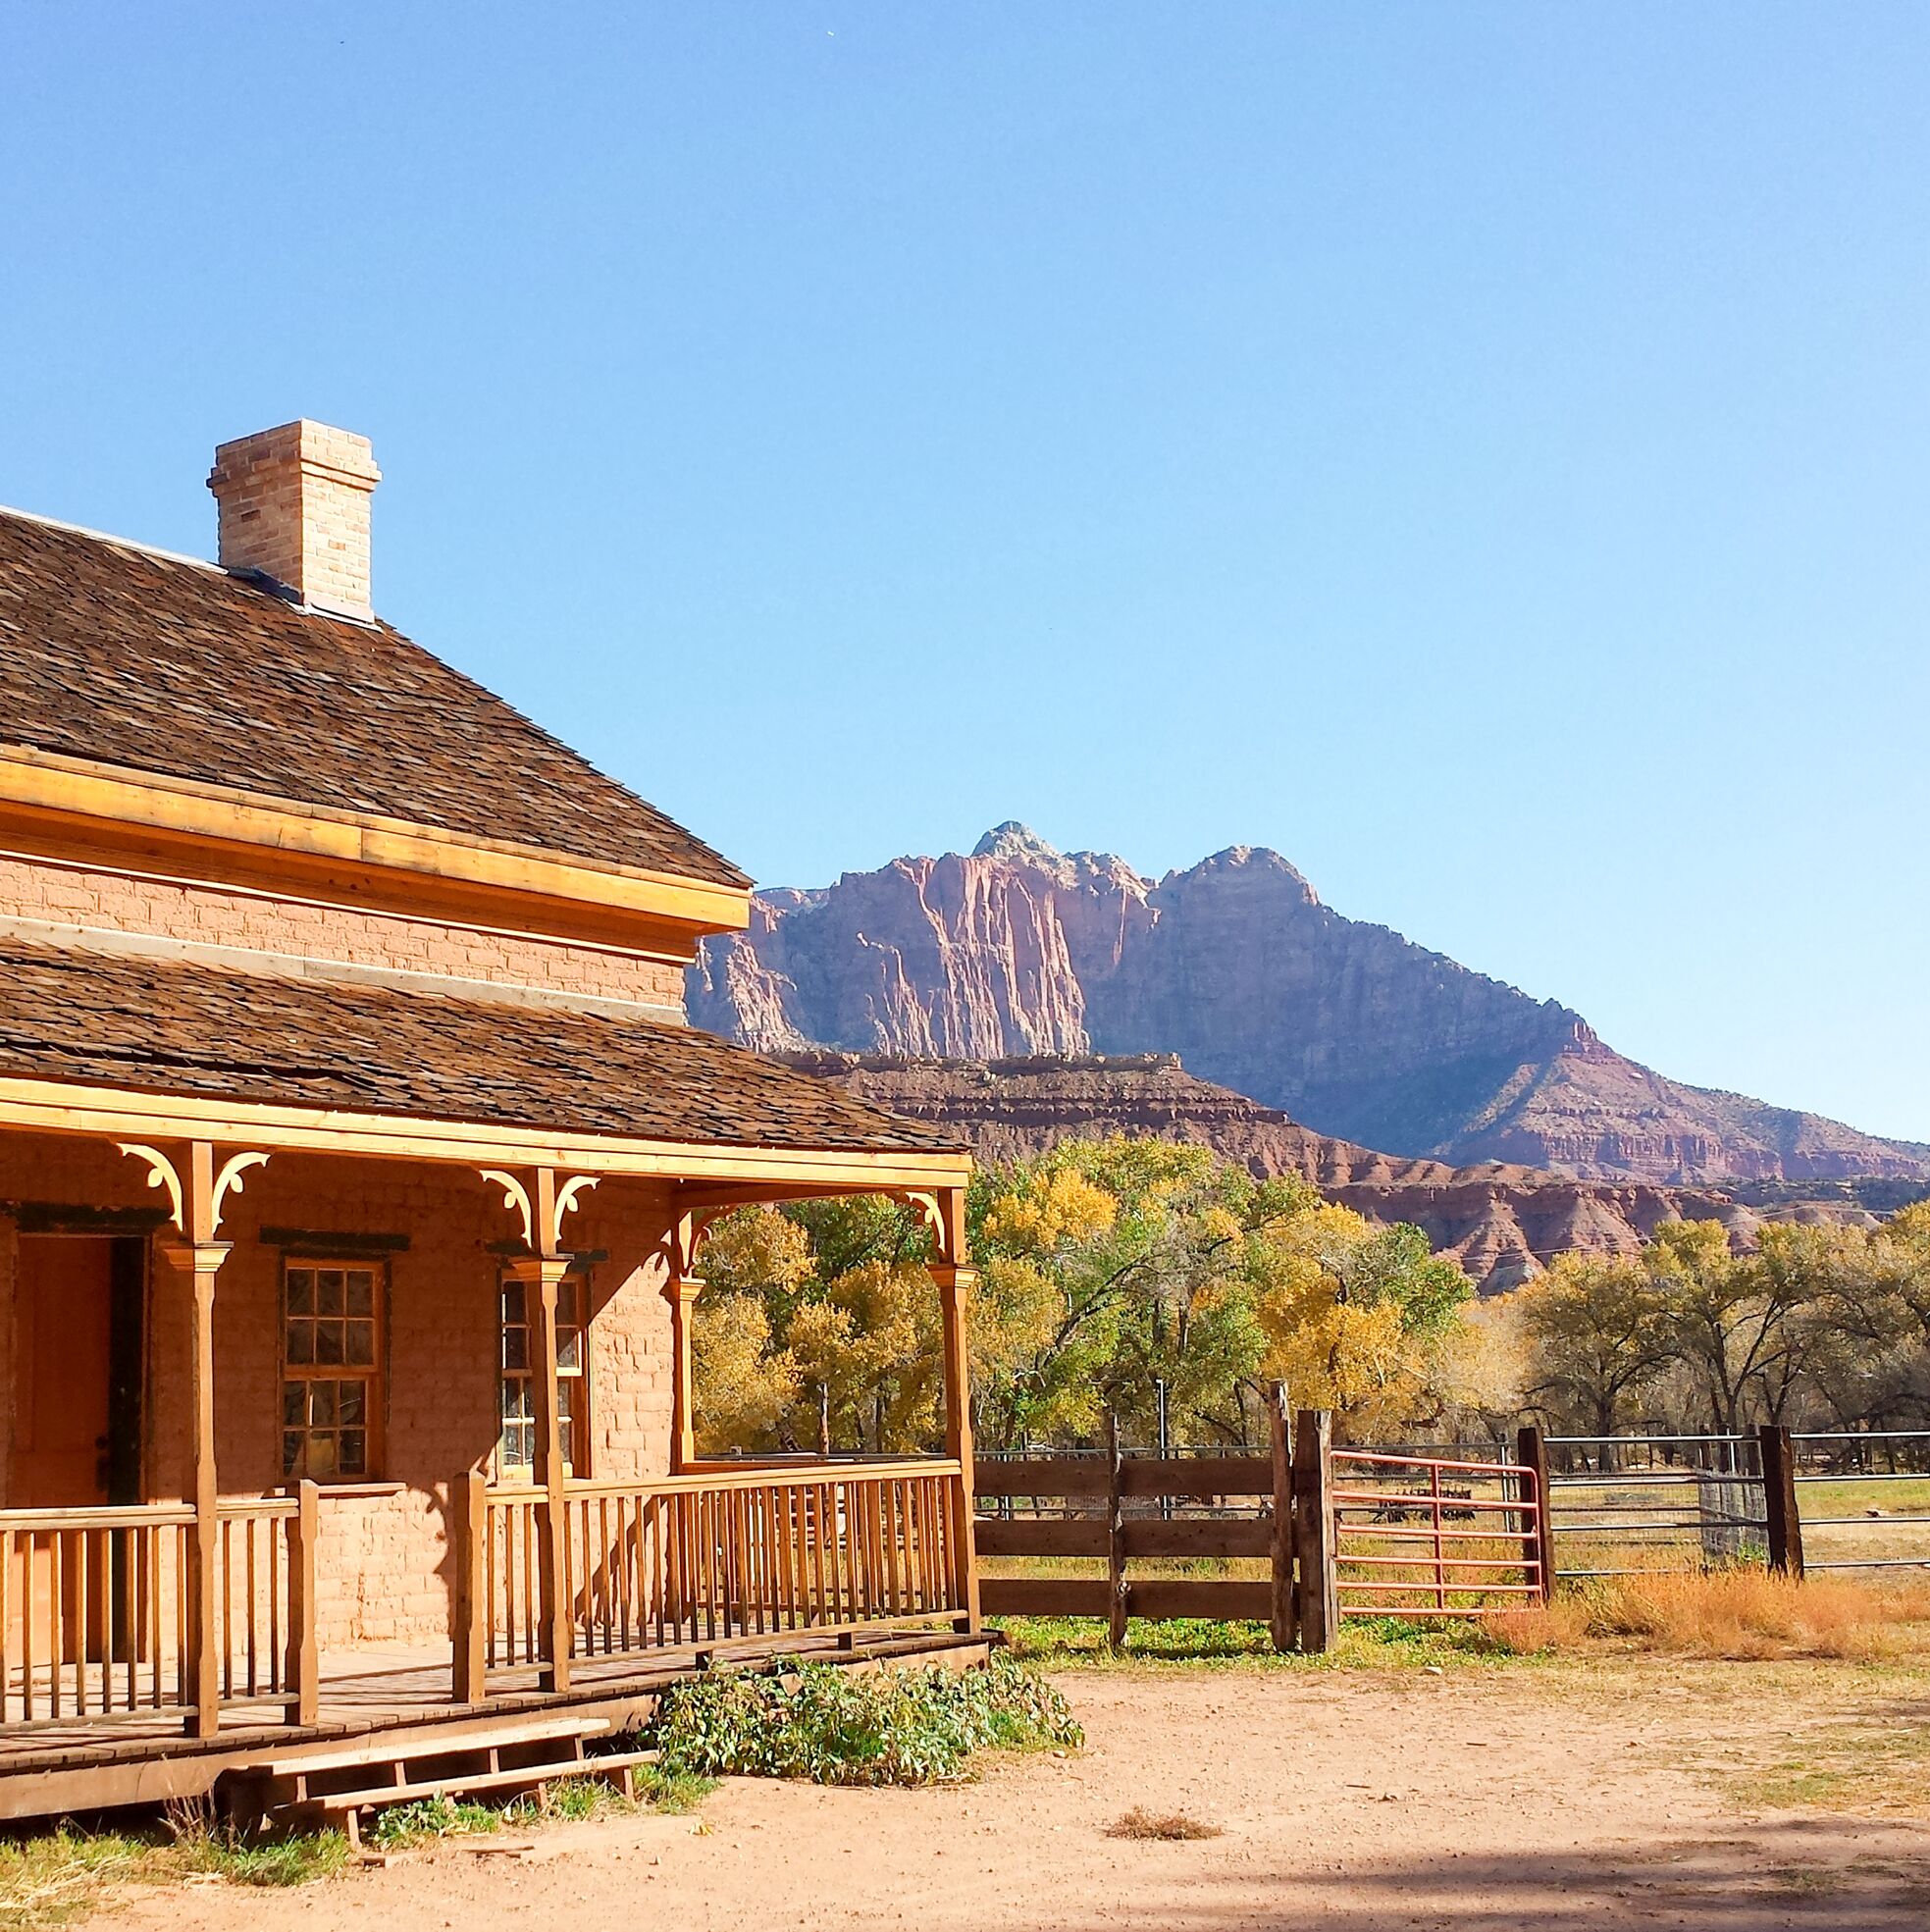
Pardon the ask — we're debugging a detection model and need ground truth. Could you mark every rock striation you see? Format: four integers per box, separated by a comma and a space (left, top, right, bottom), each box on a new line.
690, 826, 1930, 1185
776, 1051, 1892, 1292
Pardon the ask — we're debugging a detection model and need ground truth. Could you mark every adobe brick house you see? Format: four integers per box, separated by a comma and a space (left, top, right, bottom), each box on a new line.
0, 423, 979, 1816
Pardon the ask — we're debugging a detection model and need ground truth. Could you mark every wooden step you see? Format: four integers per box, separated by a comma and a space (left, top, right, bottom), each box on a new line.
277, 1746, 663, 1846
236, 1712, 613, 1781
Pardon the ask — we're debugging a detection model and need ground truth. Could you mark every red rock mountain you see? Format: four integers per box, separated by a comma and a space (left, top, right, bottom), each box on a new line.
690, 826, 1930, 1186
774, 1051, 1889, 1291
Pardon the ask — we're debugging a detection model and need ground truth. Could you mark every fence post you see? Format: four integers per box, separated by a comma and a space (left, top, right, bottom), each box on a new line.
1757, 1424, 1805, 1579
287, 1480, 319, 1726
1106, 1410, 1128, 1651
451, 1468, 489, 1704
1515, 1426, 1557, 1603
1268, 1384, 1295, 1654
1291, 1410, 1336, 1653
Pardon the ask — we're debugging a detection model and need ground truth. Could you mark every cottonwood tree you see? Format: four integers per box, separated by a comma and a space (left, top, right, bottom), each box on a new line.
1648, 1220, 1814, 1435
687, 1138, 1480, 1454
1510, 1252, 1676, 1456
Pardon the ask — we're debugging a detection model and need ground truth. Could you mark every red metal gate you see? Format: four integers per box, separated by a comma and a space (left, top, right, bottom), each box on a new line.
1331, 1448, 1546, 1620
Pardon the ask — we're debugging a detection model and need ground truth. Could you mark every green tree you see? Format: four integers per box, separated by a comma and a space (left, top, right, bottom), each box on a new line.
1511, 1252, 1675, 1445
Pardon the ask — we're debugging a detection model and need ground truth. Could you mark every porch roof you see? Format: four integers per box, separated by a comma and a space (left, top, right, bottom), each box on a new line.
0, 933, 965, 1159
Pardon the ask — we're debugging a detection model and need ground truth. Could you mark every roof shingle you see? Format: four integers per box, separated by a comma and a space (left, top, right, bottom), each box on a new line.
0, 935, 964, 1157
0, 510, 748, 890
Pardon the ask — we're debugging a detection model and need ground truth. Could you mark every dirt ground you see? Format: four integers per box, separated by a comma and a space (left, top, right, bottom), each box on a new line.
103, 1664, 1930, 1932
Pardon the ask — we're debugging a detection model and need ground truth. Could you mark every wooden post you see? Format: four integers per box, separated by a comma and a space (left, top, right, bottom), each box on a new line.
451, 1468, 489, 1704
1515, 1425, 1558, 1602
183, 1140, 226, 1739
1268, 1384, 1295, 1654
1757, 1423, 1805, 1579
1106, 1409, 1128, 1651
662, 1274, 704, 1476
508, 1253, 573, 1692
931, 1186, 981, 1632
1291, 1409, 1336, 1653
287, 1480, 319, 1725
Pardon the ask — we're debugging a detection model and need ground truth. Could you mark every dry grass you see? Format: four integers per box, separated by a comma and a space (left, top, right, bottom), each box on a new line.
1107, 1807, 1224, 1841
1485, 1570, 1930, 1661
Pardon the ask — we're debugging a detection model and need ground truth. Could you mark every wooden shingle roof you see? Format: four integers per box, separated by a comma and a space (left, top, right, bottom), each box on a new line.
0, 934, 965, 1156
0, 508, 748, 890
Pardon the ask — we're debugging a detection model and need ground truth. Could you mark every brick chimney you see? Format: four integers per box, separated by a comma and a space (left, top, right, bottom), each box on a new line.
207, 420, 381, 620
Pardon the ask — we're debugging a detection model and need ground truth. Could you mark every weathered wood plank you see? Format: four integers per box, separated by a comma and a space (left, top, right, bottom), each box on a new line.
978, 1578, 1112, 1618
1126, 1580, 1274, 1621
971, 1519, 1111, 1558
972, 1460, 1114, 1500
1121, 1457, 1273, 1499
1121, 1517, 1272, 1559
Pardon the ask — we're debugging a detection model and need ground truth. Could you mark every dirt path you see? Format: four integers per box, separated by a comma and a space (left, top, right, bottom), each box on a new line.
106, 1667, 1930, 1931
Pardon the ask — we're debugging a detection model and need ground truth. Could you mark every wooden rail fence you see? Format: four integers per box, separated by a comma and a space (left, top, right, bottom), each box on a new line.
975, 1406, 1552, 1650
0, 1488, 317, 1732
458, 1460, 970, 1696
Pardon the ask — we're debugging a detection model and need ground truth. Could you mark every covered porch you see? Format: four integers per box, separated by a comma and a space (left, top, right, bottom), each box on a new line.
0, 945, 980, 1815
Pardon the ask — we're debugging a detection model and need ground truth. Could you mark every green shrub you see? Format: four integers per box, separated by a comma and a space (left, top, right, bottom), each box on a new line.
651, 1651, 1081, 1787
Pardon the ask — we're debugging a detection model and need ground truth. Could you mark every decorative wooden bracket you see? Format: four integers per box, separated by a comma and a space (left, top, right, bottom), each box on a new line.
550, 1175, 600, 1248
118, 1144, 270, 1239
891, 1187, 966, 1267
667, 1204, 733, 1282
892, 1190, 944, 1240
478, 1170, 535, 1247
479, 1168, 601, 1255
118, 1143, 185, 1232
213, 1151, 270, 1230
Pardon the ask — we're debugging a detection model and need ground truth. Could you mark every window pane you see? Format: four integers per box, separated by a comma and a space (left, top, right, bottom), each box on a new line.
286, 1270, 314, 1315
557, 1332, 581, 1373
346, 1321, 375, 1367
287, 1322, 315, 1366
283, 1432, 303, 1476
346, 1274, 374, 1318
316, 1271, 345, 1317
282, 1384, 305, 1427
557, 1280, 580, 1325
339, 1383, 366, 1425
338, 1431, 366, 1475
315, 1323, 344, 1365
500, 1282, 525, 1325
310, 1383, 337, 1426
502, 1330, 528, 1373
306, 1434, 339, 1481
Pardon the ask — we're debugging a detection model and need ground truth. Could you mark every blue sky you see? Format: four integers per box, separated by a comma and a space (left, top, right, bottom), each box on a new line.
3, 5, 1926, 1141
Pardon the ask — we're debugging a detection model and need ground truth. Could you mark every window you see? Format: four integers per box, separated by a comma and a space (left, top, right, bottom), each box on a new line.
498, 1273, 587, 1477
282, 1260, 382, 1480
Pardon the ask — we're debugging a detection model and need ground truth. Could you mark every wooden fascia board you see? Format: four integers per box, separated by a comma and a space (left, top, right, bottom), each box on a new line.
0, 1075, 974, 1191
0, 745, 752, 937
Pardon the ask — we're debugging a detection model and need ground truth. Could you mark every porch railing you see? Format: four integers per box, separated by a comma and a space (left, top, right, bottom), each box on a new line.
461, 1460, 969, 1688
0, 1489, 317, 1732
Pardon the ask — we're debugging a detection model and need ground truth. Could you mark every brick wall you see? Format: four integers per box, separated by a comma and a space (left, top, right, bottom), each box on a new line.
0, 852, 687, 1012
0, 1133, 678, 1649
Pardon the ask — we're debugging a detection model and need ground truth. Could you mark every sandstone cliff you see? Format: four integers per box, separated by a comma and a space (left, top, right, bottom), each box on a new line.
777, 1051, 1890, 1292
688, 825, 1930, 1185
